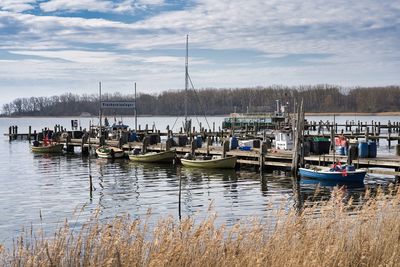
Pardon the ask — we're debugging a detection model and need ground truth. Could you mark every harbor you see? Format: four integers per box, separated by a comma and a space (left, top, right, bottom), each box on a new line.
5, 114, 400, 179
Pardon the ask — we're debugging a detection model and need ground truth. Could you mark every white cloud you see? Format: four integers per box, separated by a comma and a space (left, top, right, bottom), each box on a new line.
40, 0, 114, 13
0, 0, 399, 106
0, 0, 35, 12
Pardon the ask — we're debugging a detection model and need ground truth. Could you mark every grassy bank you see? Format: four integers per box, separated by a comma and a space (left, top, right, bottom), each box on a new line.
1, 186, 400, 266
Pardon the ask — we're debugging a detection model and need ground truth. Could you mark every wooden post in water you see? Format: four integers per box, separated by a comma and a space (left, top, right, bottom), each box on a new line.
222, 140, 229, 158
8, 126, 12, 142
142, 136, 149, 154
191, 139, 196, 156
178, 172, 182, 221
365, 126, 369, 142
89, 173, 93, 199
166, 138, 173, 151
259, 141, 267, 174
291, 100, 304, 178
388, 121, 392, 149
206, 136, 211, 155
28, 126, 31, 142
396, 144, 400, 157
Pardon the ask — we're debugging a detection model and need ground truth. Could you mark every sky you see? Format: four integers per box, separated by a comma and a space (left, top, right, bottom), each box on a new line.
0, 0, 399, 106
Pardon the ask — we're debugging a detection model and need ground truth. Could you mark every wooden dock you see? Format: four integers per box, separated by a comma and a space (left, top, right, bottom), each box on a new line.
5, 121, 400, 178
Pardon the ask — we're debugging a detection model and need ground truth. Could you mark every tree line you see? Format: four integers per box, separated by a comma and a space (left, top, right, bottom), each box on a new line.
1, 85, 399, 117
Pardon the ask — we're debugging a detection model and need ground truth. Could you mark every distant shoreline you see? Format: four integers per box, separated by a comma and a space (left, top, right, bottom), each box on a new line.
305, 112, 400, 116
1, 112, 399, 119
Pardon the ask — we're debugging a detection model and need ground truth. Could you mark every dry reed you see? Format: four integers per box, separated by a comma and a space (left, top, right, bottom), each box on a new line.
1, 185, 400, 267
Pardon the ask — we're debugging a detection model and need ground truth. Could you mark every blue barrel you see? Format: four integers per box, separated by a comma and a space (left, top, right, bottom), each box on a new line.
336, 146, 345, 155
129, 132, 137, 142
195, 135, 203, 148
368, 141, 377, 158
358, 141, 369, 158
346, 165, 355, 171
230, 136, 238, 150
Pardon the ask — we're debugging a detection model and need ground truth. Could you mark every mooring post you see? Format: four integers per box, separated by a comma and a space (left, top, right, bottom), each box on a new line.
395, 144, 400, 156
365, 126, 369, 142
8, 126, 12, 142
330, 127, 335, 151
388, 122, 392, 149
259, 141, 267, 174
166, 138, 173, 151
206, 136, 211, 155
28, 126, 32, 142
222, 140, 229, 158
142, 136, 149, 154
66, 134, 74, 153
89, 172, 93, 199
191, 139, 196, 156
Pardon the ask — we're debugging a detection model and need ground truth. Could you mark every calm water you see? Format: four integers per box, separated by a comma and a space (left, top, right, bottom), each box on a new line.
0, 115, 398, 246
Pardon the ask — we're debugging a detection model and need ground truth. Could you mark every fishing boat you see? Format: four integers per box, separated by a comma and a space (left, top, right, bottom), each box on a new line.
181, 155, 237, 169
129, 150, 175, 163
31, 142, 64, 153
96, 146, 125, 159
299, 164, 366, 183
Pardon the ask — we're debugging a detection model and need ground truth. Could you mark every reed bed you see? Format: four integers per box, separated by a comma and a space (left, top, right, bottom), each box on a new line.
2, 185, 400, 267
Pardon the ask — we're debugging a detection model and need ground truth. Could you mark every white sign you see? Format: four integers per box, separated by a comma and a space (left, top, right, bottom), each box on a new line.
101, 101, 135, 109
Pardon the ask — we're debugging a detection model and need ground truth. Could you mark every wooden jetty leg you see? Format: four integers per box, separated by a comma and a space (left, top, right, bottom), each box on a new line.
396, 144, 400, 157
222, 140, 229, 158
259, 141, 267, 174
66, 134, 74, 153
81, 133, 89, 155
28, 126, 32, 142
9, 126, 12, 142
166, 138, 173, 151
206, 136, 211, 155
89, 173, 93, 199
142, 136, 150, 154
191, 139, 196, 156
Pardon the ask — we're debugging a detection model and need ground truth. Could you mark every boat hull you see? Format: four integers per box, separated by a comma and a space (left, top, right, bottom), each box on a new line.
129, 150, 175, 163
31, 143, 64, 153
181, 156, 237, 169
299, 167, 366, 183
96, 146, 125, 159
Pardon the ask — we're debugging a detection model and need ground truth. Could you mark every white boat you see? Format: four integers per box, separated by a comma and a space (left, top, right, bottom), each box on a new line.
96, 146, 125, 159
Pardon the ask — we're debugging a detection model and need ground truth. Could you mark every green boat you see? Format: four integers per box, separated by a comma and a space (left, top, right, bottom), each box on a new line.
31, 143, 64, 153
180, 156, 237, 169
129, 150, 176, 163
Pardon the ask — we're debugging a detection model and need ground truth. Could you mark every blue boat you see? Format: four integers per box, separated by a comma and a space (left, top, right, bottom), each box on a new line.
299, 165, 366, 184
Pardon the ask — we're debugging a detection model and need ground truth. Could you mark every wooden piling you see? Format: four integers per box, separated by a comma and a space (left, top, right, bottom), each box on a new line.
28, 126, 32, 141
259, 141, 267, 174
142, 136, 150, 154
89, 174, 93, 199
222, 140, 229, 158
191, 139, 196, 155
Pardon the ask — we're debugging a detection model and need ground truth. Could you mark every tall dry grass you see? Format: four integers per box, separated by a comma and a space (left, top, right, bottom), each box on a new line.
1, 185, 400, 267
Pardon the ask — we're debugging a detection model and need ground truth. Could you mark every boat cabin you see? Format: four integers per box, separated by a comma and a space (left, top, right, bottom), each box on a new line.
274, 130, 293, 150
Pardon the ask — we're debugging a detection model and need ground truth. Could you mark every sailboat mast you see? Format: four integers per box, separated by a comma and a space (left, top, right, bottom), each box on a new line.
184, 34, 189, 127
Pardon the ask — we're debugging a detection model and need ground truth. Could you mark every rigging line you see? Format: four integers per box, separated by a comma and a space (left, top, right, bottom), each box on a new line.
187, 73, 211, 130
171, 115, 180, 131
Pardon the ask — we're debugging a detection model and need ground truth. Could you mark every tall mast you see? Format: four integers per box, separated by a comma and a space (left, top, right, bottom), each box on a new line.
134, 82, 137, 132
184, 34, 189, 128
99, 81, 102, 132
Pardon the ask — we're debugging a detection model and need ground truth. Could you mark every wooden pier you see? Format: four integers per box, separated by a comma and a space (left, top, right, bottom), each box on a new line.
4, 120, 400, 178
